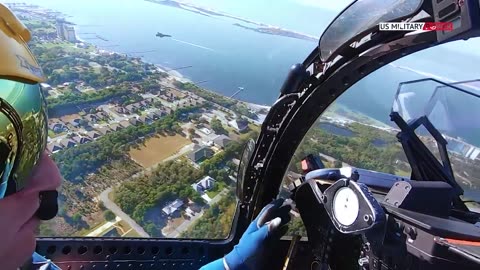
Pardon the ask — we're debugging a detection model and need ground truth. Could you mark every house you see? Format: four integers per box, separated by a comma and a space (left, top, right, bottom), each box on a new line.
119, 120, 131, 128
191, 176, 215, 193
86, 131, 101, 140
84, 114, 98, 123
96, 126, 112, 135
147, 111, 160, 120
47, 142, 63, 153
138, 115, 153, 125
144, 98, 154, 104
199, 128, 213, 135
162, 199, 184, 216
115, 107, 127, 114
228, 118, 249, 132
232, 158, 240, 167
40, 83, 53, 91
132, 102, 146, 110
69, 118, 82, 128
163, 107, 173, 115
96, 111, 108, 120
213, 135, 232, 149
125, 104, 138, 114
59, 139, 76, 148
72, 136, 92, 145
48, 121, 66, 133
128, 118, 140, 126
188, 145, 214, 163
109, 123, 122, 132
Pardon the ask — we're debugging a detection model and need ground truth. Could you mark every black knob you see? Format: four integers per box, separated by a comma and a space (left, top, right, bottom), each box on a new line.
36, 190, 58, 220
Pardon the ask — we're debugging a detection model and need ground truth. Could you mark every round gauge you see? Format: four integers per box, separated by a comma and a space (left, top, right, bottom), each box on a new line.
332, 187, 360, 226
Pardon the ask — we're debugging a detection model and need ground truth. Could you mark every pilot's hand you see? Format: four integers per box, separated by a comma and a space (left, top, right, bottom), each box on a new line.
201, 198, 292, 270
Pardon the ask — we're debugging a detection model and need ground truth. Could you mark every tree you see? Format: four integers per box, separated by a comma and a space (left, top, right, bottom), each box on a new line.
188, 128, 196, 139
104, 210, 116, 221
71, 213, 82, 223
211, 117, 227, 135
333, 160, 343, 168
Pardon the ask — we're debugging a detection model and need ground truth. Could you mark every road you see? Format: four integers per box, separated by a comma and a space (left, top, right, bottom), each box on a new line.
96, 142, 195, 238
165, 188, 229, 238
99, 187, 150, 237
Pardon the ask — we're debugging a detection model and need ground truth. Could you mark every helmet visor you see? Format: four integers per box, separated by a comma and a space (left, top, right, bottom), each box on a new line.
0, 78, 47, 198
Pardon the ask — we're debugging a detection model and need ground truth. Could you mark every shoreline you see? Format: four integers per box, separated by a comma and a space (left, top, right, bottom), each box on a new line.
88, 43, 273, 113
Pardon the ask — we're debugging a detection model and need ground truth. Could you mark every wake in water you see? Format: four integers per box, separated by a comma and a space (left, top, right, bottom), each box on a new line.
171, 38, 216, 52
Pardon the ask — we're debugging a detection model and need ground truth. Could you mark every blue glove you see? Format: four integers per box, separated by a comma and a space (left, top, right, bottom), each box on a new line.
201, 198, 291, 270
30, 252, 61, 270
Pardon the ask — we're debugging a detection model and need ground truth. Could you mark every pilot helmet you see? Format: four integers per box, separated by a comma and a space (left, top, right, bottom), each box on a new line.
0, 3, 49, 199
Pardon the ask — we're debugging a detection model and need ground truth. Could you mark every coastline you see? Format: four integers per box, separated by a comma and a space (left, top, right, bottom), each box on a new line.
90, 43, 273, 113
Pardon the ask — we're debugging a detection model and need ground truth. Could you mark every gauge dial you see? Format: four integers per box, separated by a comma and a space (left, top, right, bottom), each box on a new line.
332, 187, 359, 226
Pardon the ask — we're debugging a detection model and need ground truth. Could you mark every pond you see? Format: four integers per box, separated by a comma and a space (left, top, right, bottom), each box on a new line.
319, 123, 356, 137
372, 138, 388, 147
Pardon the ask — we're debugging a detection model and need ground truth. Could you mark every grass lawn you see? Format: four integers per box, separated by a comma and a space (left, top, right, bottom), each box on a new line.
116, 220, 142, 237
48, 131, 66, 138
207, 181, 227, 198
395, 169, 411, 177
108, 190, 115, 203
128, 134, 190, 168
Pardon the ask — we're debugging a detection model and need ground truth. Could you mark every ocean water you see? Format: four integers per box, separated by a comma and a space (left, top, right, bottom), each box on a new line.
14, 0, 340, 105
12, 0, 480, 111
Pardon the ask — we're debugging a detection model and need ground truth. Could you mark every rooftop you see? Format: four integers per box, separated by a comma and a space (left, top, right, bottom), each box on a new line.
162, 199, 184, 215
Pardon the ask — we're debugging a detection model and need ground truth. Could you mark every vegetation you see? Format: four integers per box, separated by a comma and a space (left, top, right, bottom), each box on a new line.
47, 87, 130, 112
181, 191, 236, 239
53, 106, 199, 183
210, 117, 228, 135
292, 122, 407, 174
286, 217, 307, 237
114, 160, 204, 234
104, 210, 116, 221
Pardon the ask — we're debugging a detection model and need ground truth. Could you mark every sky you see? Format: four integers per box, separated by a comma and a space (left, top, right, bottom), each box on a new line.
292, 0, 353, 11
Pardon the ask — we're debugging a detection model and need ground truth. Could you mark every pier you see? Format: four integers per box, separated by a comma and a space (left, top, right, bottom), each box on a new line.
230, 87, 245, 98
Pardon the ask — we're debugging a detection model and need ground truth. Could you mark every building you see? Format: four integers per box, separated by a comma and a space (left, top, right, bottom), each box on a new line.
199, 128, 213, 135
40, 83, 53, 91
48, 121, 67, 134
84, 114, 98, 123
69, 118, 82, 128
72, 136, 92, 145
47, 142, 63, 154
96, 126, 112, 135
55, 19, 65, 39
228, 118, 249, 132
109, 123, 122, 132
128, 118, 140, 126
466, 147, 480, 160
119, 120, 131, 128
56, 19, 77, 42
64, 25, 77, 42
138, 115, 153, 125
188, 145, 214, 163
213, 135, 232, 149
162, 199, 184, 216
191, 176, 215, 193
86, 131, 101, 140
59, 138, 76, 148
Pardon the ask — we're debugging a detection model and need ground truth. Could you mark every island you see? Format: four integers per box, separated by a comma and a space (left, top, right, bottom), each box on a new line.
145, 0, 319, 42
